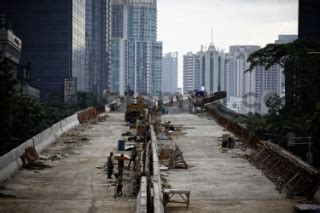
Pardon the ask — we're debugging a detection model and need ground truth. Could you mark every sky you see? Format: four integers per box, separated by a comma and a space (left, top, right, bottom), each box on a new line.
157, 0, 298, 88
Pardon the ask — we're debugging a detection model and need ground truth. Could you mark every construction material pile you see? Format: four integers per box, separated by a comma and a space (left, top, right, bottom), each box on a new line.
57, 126, 90, 144
153, 120, 190, 141
160, 145, 188, 169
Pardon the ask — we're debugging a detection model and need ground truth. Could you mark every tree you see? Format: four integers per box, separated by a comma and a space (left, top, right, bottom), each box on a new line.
0, 59, 17, 142
77, 91, 97, 109
10, 97, 47, 142
265, 94, 282, 115
247, 39, 320, 166
247, 39, 320, 115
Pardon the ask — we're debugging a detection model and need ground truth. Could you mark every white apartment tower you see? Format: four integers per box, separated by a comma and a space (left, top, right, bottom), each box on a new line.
162, 52, 178, 94
226, 45, 261, 113
183, 52, 200, 95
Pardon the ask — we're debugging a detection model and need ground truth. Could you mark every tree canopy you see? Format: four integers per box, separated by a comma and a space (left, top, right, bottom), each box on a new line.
244, 39, 320, 166
247, 39, 320, 114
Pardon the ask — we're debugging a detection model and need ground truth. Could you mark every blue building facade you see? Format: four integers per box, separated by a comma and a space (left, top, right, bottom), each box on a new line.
85, 0, 112, 96
1, 0, 111, 102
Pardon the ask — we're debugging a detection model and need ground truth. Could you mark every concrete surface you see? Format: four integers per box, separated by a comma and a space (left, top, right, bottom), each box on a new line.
0, 113, 135, 213
0, 114, 79, 183
161, 113, 295, 213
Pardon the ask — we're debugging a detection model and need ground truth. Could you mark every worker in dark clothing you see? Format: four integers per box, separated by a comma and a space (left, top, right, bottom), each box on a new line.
114, 177, 123, 198
107, 152, 114, 179
128, 146, 137, 170
118, 154, 125, 178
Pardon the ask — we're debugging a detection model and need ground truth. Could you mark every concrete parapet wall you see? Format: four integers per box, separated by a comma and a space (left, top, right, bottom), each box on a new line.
136, 126, 164, 213
150, 126, 164, 213
33, 126, 55, 154
136, 176, 147, 213
0, 114, 80, 183
205, 103, 259, 147
0, 139, 33, 182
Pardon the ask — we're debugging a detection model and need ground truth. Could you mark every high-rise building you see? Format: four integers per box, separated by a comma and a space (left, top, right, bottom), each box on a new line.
226, 45, 260, 98
1, 0, 111, 102
274, 35, 297, 95
183, 52, 200, 95
0, 1, 85, 101
259, 34, 298, 114
298, 0, 320, 40
85, 0, 112, 96
183, 43, 225, 97
162, 52, 178, 94
0, 28, 21, 78
111, 0, 162, 96
198, 43, 225, 94
225, 45, 260, 113
0, 23, 40, 100
226, 36, 297, 114
275, 35, 298, 44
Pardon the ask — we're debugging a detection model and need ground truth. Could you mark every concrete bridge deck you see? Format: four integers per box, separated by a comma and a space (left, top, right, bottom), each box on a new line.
0, 110, 296, 213
161, 113, 295, 213
0, 113, 135, 213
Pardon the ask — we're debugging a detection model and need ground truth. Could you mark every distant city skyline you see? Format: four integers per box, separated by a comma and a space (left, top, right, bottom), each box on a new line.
158, 0, 298, 88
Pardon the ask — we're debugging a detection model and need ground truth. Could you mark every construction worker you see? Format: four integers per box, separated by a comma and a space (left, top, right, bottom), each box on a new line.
164, 121, 171, 132
107, 152, 114, 179
118, 154, 125, 178
114, 177, 123, 198
128, 146, 137, 170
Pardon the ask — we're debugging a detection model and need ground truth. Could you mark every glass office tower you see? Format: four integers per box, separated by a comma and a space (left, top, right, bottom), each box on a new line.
1, 0, 111, 101
162, 52, 178, 94
1, 0, 84, 101
111, 0, 162, 96
85, 0, 112, 96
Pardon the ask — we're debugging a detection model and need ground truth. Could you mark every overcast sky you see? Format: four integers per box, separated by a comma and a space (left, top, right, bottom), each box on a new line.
157, 0, 298, 87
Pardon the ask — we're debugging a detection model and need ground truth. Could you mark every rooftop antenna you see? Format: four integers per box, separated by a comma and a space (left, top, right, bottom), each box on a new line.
211, 28, 213, 43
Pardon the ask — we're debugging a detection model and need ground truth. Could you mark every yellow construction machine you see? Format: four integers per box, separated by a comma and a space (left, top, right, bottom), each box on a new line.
125, 97, 147, 123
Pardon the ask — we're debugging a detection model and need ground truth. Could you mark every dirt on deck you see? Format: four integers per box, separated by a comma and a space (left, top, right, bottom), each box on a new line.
0, 113, 137, 213
160, 113, 295, 213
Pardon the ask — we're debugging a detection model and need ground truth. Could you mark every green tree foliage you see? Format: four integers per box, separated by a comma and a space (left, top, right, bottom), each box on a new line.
0, 58, 103, 156
0, 60, 85, 155
235, 113, 267, 139
246, 39, 320, 165
0, 59, 17, 141
77, 91, 97, 109
10, 97, 46, 142
0, 59, 48, 153
247, 39, 320, 115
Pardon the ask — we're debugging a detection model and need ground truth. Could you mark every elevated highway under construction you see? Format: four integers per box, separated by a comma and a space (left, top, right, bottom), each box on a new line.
0, 95, 319, 213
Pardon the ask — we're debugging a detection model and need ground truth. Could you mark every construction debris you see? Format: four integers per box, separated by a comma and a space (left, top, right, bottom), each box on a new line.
160, 145, 188, 169
158, 132, 170, 140
222, 134, 235, 148
58, 130, 90, 144
22, 146, 39, 164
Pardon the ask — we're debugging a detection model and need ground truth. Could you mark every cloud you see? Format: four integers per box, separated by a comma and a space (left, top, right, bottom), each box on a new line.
157, 0, 298, 87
